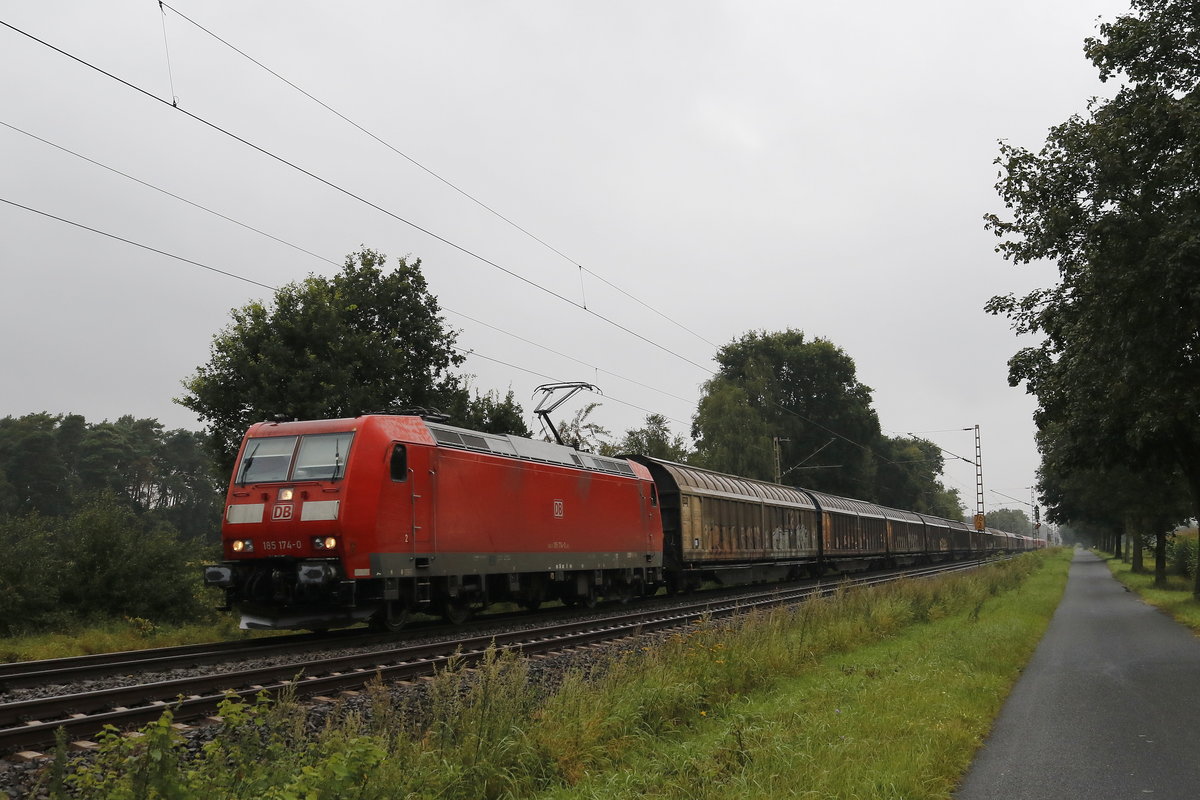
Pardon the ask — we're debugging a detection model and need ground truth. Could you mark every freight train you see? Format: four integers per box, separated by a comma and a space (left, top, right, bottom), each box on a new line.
203, 413, 1040, 631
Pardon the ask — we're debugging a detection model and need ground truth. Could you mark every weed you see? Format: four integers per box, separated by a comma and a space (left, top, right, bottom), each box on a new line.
44, 553, 1065, 800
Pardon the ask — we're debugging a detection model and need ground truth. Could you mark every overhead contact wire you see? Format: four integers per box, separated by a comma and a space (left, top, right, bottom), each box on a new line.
0, 19, 713, 374
0, 197, 277, 291
0, 119, 341, 269
158, 1, 718, 350
3, 18, 942, 483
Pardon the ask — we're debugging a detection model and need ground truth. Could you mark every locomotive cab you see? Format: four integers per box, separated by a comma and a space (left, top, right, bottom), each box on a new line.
203, 419, 382, 630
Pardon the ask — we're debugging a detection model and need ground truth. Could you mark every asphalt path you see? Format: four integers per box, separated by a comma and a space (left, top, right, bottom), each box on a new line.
955, 548, 1200, 799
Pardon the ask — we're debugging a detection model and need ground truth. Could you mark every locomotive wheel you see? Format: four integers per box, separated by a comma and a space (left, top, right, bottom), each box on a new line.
521, 580, 546, 611
619, 577, 644, 604
369, 601, 410, 633
442, 597, 472, 625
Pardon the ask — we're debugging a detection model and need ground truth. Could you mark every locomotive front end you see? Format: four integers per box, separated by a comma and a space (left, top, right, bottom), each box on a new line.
204, 421, 367, 630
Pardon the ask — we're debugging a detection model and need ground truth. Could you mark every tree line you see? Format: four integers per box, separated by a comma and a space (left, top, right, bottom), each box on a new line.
0, 414, 221, 635
1, 251, 968, 635
985, 0, 1200, 588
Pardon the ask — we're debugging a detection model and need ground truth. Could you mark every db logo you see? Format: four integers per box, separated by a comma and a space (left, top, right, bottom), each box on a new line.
553, 500, 564, 518
272, 504, 294, 521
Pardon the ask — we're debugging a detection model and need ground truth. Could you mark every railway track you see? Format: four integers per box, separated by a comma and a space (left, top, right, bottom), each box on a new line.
0, 557, 995, 757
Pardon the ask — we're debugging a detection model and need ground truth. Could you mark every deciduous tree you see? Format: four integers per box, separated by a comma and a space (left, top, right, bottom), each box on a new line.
611, 413, 692, 462
693, 330, 881, 497
986, 508, 1032, 536
179, 248, 467, 467
985, 0, 1200, 592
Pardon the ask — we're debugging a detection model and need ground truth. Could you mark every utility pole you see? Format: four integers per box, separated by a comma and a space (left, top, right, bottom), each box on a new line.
773, 436, 789, 485
973, 424, 986, 531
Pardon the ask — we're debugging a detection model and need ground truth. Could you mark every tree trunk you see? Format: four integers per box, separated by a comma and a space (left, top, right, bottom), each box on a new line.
1132, 528, 1145, 573
1155, 531, 1167, 588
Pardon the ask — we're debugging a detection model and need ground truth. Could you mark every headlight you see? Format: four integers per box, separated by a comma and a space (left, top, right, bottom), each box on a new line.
313, 536, 338, 550
278, 487, 294, 501
231, 539, 254, 553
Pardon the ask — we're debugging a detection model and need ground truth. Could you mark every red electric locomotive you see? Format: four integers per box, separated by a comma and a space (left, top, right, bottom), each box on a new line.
204, 415, 664, 630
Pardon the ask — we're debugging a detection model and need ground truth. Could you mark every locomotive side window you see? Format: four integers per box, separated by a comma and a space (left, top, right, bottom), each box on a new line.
390, 444, 408, 481
236, 436, 298, 484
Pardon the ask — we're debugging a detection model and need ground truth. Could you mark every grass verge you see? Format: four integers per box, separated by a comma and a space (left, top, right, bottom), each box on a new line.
0, 617, 263, 663
38, 551, 1070, 800
1104, 556, 1200, 633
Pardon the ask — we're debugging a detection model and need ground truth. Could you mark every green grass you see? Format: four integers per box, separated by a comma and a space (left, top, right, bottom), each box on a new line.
533, 552, 1069, 799
0, 616, 269, 663
1104, 554, 1200, 633
37, 552, 1071, 800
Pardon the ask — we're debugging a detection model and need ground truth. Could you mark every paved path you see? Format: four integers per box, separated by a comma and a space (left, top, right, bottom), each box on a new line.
955, 549, 1200, 799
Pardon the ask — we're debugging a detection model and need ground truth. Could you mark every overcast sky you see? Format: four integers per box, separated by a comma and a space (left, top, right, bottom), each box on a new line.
1, 1, 1132, 518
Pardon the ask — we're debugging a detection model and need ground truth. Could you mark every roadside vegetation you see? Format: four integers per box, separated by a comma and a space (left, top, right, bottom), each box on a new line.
1104, 531, 1200, 632
38, 550, 1068, 800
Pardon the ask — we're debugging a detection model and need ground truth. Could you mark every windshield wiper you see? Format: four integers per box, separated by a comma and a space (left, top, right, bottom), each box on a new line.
238, 440, 262, 487
332, 437, 344, 481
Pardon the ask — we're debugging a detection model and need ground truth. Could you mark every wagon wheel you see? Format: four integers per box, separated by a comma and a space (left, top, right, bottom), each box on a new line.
619, 576, 644, 604
442, 597, 473, 625
369, 601, 410, 634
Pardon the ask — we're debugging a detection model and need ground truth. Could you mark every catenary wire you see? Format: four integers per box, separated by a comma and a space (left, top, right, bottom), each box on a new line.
2, 17, 968, 490
0, 197, 276, 291
0, 18, 715, 375
445, 308, 697, 408
455, 348, 692, 429
0, 117, 696, 410
157, 1, 720, 351
0, 119, 342, 269
0, 192, 691, 431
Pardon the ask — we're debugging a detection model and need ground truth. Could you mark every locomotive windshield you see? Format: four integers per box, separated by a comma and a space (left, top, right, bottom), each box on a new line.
235, 432, 355, 484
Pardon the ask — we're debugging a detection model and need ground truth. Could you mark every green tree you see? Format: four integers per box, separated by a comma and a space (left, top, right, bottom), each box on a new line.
179, 249, 467, 467
985, 0, 1200, 592
549, 401, 612, 453
0, 413, 71, 516
1038, 421, 1188, 584
440, 386, 532, 437
871, 435, 964, 520
610, 413, 692, 461
56, 495, 207, 623
986, 507, 1032, 536
0, 413, 223, 540
693, 330, 881, 496
0, 512, 62, 635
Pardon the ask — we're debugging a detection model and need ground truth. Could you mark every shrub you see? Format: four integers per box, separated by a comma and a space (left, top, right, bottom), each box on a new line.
0, 513, 67, 635
1168, 533, 1197, 577
0, 493, 210, 636
56, 495, 208, 623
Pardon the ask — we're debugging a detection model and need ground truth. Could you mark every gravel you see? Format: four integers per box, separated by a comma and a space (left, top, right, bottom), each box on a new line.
0, 590, 741, 798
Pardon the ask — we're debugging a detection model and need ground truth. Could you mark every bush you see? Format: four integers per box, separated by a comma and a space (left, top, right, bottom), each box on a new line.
0, 493, 209, 635
56, 495, 207, 623
1168, 533, 1197, 577
0, 513, 67, 636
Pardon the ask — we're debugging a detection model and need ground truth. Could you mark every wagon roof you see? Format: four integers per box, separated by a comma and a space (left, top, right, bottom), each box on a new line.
643, 459, 818, 509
